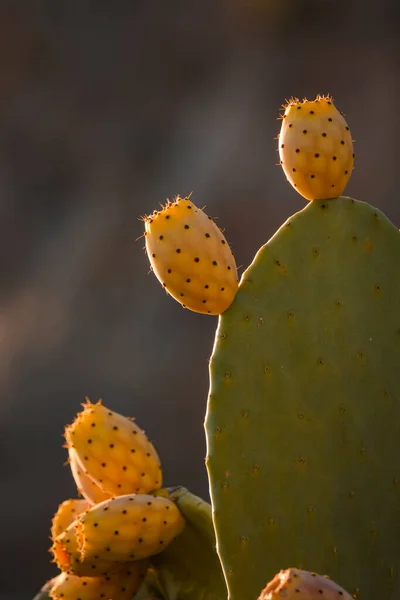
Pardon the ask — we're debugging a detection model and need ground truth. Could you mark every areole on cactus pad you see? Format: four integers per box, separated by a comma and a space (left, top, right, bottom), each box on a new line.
206, 196, 400, 600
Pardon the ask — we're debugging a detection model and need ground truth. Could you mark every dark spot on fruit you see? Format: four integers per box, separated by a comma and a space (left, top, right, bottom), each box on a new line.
122, 466, 127, 471
310, 110, 314, 115
311, 174, 315, 179
332, 156, 337, 160
87, 439, 92, 444
281, 144, 284, 148
167, 268, 172, 273
186, 278, 191, 283
322, 132, 327, 137
292, 168, 296, 172
184, 224, 189, 229
221, 287, 225, 291
204, 284, 209, 289
91, 423, 95, 427
106, 547, 110, 552
328, 117, 332, 122
113, 426, 118, 431
138, 538, 143, 543
331, 184, 335, 187
142, 517, 147, 522
152, 253, 156, 258
345, 170, 348, 175
295, 148, 300, 153
221, 239, 226, 244
303, 129, 307, 134
205, 233, 210, 238
353, 153, 355, 158
176, 248, 181, 253
346, 126, 349, 131
147, 501, 152, 505
101, 462, 106, 467
166, 215, 170, 219
297, 106, 301, 110
103, 507, 109, 511
180, 293, 184, 297
315, 153, 320, 158
212, 261, 217, 266
109, 444, 114, 448
194, 257, 200, 262
159, 235, 164, 240
202, 299, 207, 303
114, 530, 119, 535
131, 448, 135, 453
227, 266, 231, 270
289, 123, 292, 127
340, 140, 345, 145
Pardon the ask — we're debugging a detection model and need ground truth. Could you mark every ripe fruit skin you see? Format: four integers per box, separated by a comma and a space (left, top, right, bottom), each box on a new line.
65, 399, 162, 497
278, 95, 354, 201
51, 494, 185, 571
258, 568, 352, 599
51, 523, 118, 577
69, 448, 112, 505
51, 499, 90, 538
49, 561, 148, 600
144, 196, 238, 315
78, 493, 185, 563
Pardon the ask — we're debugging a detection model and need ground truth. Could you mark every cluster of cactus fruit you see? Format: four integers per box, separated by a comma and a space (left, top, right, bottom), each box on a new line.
35, 95, 400, 600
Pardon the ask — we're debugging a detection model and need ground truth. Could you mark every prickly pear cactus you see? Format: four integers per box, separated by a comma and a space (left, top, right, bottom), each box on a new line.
144, 196, 238, 315
206, 197, 400, 600
65, 399, 162, 497
258, 568, 352, 599
150, 487, 227, 600
278, 95, 354, 201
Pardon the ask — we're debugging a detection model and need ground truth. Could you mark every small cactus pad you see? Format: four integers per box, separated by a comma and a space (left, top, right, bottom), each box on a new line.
65, 399, 162, 497
69, 448, 112, 505
144, 196, 238, 315
52, 493, 185, 567
51, 522, 118, 576
278, 96, 354, 201
51, 499, 90, 538
150, 487, 227, 600
49, 561, 149, 600
206, 197, 400, 600
258, 568, 352, 599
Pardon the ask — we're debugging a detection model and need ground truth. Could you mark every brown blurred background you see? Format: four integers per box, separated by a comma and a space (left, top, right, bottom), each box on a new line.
0, 1, 398, 597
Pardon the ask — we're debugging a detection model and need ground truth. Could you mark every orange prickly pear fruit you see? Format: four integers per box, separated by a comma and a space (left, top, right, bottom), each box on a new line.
64, 399, 162, 497
51, 499, 90, 538
69, 447, 112, 505
278, 95, 354, 201
143, 195, 238, 315
258, 568, 353, 599
68, 493, 185, 564
49, 561, 149, 600
51, 522, 119, 577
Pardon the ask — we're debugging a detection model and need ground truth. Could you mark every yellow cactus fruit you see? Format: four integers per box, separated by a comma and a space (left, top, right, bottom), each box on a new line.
278, 95, 354, 201
144, 196, 238, 315
76, 493, 185, 563
51, 499, 90, 538
258, 568, 353, 599
49, 561, 149, 600
65, 399, 162, 497
69, 448, 112, 505
51, 522, 119, 577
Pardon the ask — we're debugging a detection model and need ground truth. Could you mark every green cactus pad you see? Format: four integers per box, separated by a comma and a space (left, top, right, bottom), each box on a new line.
206, 197, 400, 600
149, 487, 226, 600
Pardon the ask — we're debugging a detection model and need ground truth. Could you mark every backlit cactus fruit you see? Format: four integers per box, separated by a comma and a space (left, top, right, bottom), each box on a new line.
77, 493, 185, 563
144, 196, 238, 315
51, 499, 90, 538
51, 523, 118, 577
49, 561, 149, 600
65, 399, 162, 497
278, 95, 354, 201
258, 569, 352, 599
69, 448, 112, 505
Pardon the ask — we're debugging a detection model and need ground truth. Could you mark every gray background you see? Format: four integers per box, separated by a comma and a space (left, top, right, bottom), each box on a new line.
0, 1, 398, 597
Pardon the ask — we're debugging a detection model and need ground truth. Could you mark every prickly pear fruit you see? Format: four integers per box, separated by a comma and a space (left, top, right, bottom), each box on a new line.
69, 447, 112, 505
51, 499, 90, 538
51, 522, 119, 577
65, 399, 162, 497
49, 561, 149, 600
144, 196, 238, 315
278, 95, 354, 201
77, 493, 185, 563
258, 569, 352, 599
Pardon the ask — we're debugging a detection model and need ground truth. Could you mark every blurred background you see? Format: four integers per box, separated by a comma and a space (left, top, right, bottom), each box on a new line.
0, 0, 398, 597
